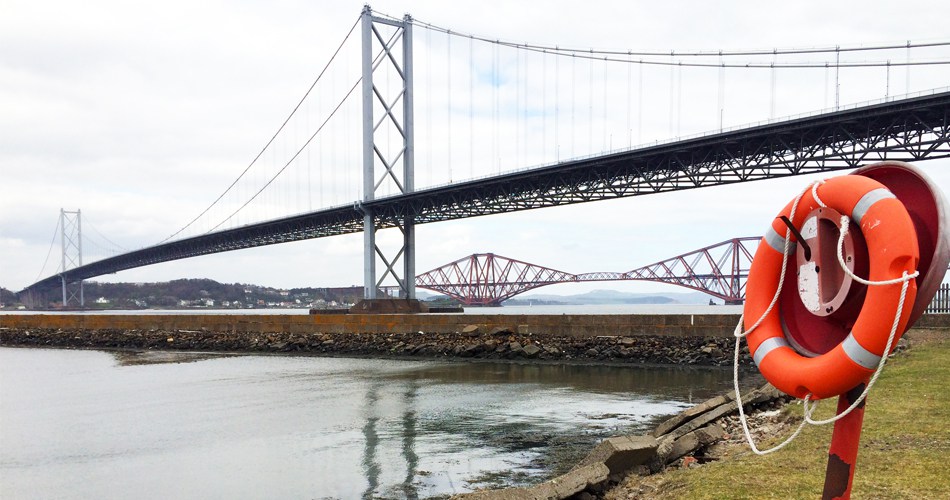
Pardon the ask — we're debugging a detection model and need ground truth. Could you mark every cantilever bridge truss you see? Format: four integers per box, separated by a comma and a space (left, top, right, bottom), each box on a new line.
415, 237, 759, 306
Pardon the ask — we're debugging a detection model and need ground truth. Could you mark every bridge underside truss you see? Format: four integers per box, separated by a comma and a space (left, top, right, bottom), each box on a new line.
23, 92, 950, 294
415, 238, 758, 306
373, 91, 950, 227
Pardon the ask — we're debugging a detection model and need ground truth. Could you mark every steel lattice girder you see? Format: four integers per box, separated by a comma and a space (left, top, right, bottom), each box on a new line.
368, 92, 949, 226
22, 92, 950, 294
415, 238, 758, 305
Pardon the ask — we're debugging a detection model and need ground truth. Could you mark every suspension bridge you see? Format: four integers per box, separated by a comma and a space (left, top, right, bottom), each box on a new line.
18, 6, 950, 307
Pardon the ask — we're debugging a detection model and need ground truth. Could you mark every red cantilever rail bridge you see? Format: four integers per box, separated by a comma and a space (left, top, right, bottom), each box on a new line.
415, 237, 759, 306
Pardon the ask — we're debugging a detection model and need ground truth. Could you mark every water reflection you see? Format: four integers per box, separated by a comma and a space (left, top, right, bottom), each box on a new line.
401, 381, 419, 500
382, 361, 754, 401
1, 348, 757, 499
361, 382, 381, 499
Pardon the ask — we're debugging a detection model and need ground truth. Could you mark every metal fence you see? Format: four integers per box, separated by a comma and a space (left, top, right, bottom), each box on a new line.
926, 283, 950, 314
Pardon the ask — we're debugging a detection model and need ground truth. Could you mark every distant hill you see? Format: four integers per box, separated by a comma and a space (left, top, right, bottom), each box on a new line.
5, 279, 375, 310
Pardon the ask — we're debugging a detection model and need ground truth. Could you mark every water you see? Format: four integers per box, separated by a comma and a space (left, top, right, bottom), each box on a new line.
0, 347, 749, 499
1, 303, 742, 315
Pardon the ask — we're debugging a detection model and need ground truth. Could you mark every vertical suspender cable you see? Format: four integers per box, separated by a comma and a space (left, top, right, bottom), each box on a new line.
668, 52, 674, 137
571, 53, 576, 157
835, 45, 840, 110
426, 28, 432, 184
637, 60, 643, 144
770, 60, 776, 119
447, 31, 452, 183
524, 46, 529, 167
770, 50, 777, 119
603, 57, 608, 151
307, 82, 312, 211
824, 63, 830, 109
491, 43, 501, 172
886, 60, 891, 98
555, 50, 559, 161
905, 40, 911, 93
469, 36, 474, 178
516, 48, 521, 167
542, 50, 548, 160
717, 58, 725, 132
676, 62, 682, 137
626, 52, 632, 148
588, 51, 593, 153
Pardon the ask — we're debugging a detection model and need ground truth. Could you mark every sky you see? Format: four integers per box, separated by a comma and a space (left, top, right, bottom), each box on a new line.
2, 0, 949, 298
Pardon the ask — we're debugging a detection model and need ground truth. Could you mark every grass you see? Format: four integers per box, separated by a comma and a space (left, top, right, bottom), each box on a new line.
632, 333, 949, 499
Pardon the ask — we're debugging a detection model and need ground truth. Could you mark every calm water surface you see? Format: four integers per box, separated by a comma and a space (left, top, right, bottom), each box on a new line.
1, 304, 743, 315
0, 347, 749, 499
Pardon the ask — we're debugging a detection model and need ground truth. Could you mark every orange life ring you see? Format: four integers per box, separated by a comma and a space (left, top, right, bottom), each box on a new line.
744, 175, 919, 400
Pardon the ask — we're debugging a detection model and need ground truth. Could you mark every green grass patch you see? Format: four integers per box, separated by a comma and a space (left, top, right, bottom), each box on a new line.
647, 337, 950, 499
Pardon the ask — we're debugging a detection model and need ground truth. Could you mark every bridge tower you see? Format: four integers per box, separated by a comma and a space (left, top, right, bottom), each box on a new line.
359, 6, 416, 301
60, 208, 84, 308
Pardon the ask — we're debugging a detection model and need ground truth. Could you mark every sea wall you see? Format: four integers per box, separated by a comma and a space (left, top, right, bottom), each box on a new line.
1, 313, 750, 366
2, 313, 946, 367
0, 313, 743, 338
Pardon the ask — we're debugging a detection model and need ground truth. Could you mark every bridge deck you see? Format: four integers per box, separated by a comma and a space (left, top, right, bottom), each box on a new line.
23, 90, 950, 293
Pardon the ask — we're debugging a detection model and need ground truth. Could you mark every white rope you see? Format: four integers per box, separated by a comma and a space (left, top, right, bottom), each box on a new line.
811, 179, 827, 208
733, 318, 817, 455
803, 271, 913, 425
732, 178, 918, 452
835, 215, 920, 286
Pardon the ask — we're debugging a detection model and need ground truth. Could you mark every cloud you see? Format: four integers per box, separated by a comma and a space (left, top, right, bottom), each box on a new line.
2, 0, 949, 294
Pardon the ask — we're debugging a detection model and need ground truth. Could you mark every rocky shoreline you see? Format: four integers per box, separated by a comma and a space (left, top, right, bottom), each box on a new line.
0, 326, 753, 367
455, 383, 792, 500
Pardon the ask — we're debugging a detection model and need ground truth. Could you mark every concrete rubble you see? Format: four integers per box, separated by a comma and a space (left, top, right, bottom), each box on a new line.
453, 383, 789, 500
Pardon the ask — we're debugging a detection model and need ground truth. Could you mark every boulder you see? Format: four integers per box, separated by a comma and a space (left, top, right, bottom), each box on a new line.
576, 435, 658, 476
659, 424, 726, 463
523, 343, 542, 358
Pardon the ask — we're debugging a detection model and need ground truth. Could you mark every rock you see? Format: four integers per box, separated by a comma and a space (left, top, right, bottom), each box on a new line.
652, 393, 732, 437
620, 337, 636, 346
522, 343, 541, 358
489, 326, 512, 336
454, 463, 608, 500
543, 345, 560, 355
659, 424, 726, 463
509, 341, 523, 352
584, 348, 600, 357
576, 435, 658, 476
462, 325, 480, 336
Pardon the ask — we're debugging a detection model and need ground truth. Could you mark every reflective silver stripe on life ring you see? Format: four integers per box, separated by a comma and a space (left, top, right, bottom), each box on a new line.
851, 188, 896, 226
841, 333, 882, 370
765, 226, 797, 254
753, 336, 790, 367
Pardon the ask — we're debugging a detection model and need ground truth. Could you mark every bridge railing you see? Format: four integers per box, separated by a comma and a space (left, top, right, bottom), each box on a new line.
926, 283, 950, 314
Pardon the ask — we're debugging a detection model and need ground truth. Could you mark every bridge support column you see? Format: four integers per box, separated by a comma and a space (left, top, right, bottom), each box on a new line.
60, 208, 84, 308
360, 6, 416, 301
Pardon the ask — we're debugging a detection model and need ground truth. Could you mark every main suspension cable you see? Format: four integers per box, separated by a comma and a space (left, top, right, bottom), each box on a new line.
161, 15, 361, 244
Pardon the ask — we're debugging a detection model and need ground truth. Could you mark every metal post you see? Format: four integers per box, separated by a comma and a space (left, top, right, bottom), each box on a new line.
59, 208, 84, 308
60, 209, 67, 305
77, 209, 83, 307
822, 384, 866, 500
402, 14, 416, 299
361, 6, 377, 300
